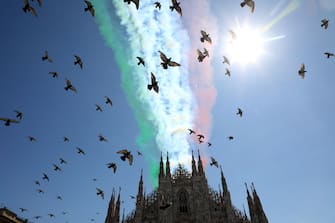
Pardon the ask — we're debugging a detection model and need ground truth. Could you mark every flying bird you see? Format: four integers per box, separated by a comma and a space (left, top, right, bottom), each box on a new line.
197, 134, 205, 140
154, 1, 161, 9
19, 208, 28, 212
222, 56, 230, 65
159, 51, 180, 69
95, 104, 103, 112
42, 173, 49, 181
48, 213, 55, 218
200, 30, 212, 44
210, 157, 219, 168
197, 48, 209, 62
96, 188, 104, 199
63, 136, 70, 142
240, 0, 255, 13
64, 79, 77, 93
298, 63, 306, 79
76, 147, 86, 155
188, 128, 196, 135
136, 150, 142, 156
229, 30, 237, 41
170, 0, 182, 16
105, 96, 113, 106
12, 110, 23, 120
228, 136, 234, 140
74, 55, 83, 69
130, 195, 136, 199
148, 72, 159, 93
225, 68, 231, 77
207, 142, 212, 147
84, 0, 95, 17
324, 52, 334, 58
60, 158, 67, 164
98, 134, 108, 142
57, 195, 62, 200
321, 19, 329, 29
0, 118, 19, 126
53, 164, 62, 171
36, 189, 44, 194
124, 0, 139, 9
136, 56, 145, 66
41, 51, 53, 63
48, 72, 58, 78
117, 149, 134, 165
107, 162, 117, 173
35, 180, 40, 186
33, 216, 42, 219
27, 136, 37, 142
236, 108, 243, 117
22, 0, 37, 17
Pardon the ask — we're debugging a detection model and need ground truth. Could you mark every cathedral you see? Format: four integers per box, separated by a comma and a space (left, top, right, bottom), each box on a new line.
105, 152, 269, 223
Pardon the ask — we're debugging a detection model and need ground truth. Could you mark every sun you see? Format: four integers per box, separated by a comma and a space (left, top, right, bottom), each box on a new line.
226, 25, 265, 65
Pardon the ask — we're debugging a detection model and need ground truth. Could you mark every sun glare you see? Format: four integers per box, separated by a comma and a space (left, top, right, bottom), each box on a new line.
226, 25, 265, 65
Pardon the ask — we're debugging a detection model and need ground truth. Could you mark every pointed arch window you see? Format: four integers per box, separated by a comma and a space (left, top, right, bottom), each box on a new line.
179, 189, 188, 213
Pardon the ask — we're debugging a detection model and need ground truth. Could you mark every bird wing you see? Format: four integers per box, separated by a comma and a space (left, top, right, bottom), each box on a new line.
175, 3, 182, 16
90, 7, 95, 17
247, 0, 254, 12
210, 157, 215, 163
70, 86, 77, 93
159, 51, 168, 62
131, 0, 139, 9
200, 30, 207, 38
128, 154, 134, 165
197, 49, 203, 57
168, 61, 180, 67
301, 63, 305, 71
117, 149, 128, 155
0, 118, 19, 123
65, 79, 71, 86
151, 72, 157, 83
85, 0, 93, 7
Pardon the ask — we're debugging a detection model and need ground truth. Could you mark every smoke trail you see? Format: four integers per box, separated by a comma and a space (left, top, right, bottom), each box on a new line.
93, 0, 195, 186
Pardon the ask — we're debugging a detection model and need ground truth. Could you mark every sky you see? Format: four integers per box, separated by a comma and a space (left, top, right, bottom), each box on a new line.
1, 0, 335, 222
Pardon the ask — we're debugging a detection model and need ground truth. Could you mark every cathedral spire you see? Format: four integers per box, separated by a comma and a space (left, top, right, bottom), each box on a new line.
136, 169, 144, 207
245, 183, 256, 223
166, 152, 171, 177
197, 149, 204, 176
159, 152, 165, 178
191, 150, 197, 176
115, 187, 121, 223
105, 188, 115, 223
251, 183, 268, 223
121, 208, 125, 223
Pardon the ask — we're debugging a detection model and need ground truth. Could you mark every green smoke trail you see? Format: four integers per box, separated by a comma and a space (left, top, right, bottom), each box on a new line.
92, 0, 159, 186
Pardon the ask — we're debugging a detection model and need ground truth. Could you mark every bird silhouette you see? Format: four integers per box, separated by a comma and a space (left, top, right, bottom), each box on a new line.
0, 118, 19, 126
148, 72, 159, 93
124, 0, 140, 9
159, 51, 181, 69
197, 48, 209, 62
64, 79, 77, 93
207, 142, 212, 147
35, 180, 40, 186
48, 72, 58, 78
99, 134, 108, 142
33, 216, 42, 219
57, 195, 62, 200
74, 55, 83, 69
41, 51, 53, 63
136, 56, 145, 66
48, 213, 55, 218
136, 150, 142, 156
154, 1, 161, 9
107, 162, 117, 173
240, 0, 255, 13
197, 134, 205, 140
170, 0, 182, 16
76, 147, 86, 155
84, 0, 95, 17
210, 157, 219, 168
321, 19, 329, 29
36, 189, 44, 194
27, 136, 37, 142
298, 63, 306, 79
324, 52, 334, 58
225, 68, 231, 77
117, 149, 133, 165
96, 188, 104, 199
19, 208, 28, 212
95, 104, 103, 112
130, 195, 136, 199
53, 164, 62, 171
42, 173, 49, 181
13, 110, 23, 120
59, 158, 67, 164
236, 108, 243, 117
200, 30, 212, 44
222, 56, 230, 65
63, 136, 70, 142
105, 96, 113, 106
188, 128, 196, 135
228, 136, 234, 140
23, 0, 37, 17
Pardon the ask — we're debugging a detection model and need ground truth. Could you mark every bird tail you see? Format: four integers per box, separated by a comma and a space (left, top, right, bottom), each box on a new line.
200, 37, 204, 42
148, 85, 153, 90
240, 2, 245, 7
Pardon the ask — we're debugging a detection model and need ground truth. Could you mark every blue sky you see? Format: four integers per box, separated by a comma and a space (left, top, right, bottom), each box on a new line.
1, 0, 335, 222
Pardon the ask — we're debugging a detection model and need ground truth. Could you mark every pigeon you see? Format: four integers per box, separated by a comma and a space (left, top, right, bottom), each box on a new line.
159, 51, 181, 69
92, 178, 98, 181
64, 79, 77, 93
124, 0, 139, 9
76, 147, 86, 155
42, 173, 49, 181
107, 162, 117, 173
225, 68, 231, 77
19, 208, 28, 212
27, 136, 37, 142
74, 55, 83, 69
13, 110, 23, 120
154, 1, 161, 9
57, 195, 62, 200
48, 213, 55, 218
298, 63, 306, 79
53, 164, 62, 171
236, 108, 243, 117
84, 0, 95, 17
148, 72, 159, 93
200, 30, 212, 44
63, 137, 70, 142
197, 134, 205, 140
36, 189, 44, 194
197, 48, 209, 62
228, 136, 234, 140
207, 142, 212, 147
41, 51, 53, 63
170, 0, 182, 16
95, 104, 103, 112
321, 19, 329, 29
222, 56, 230, 65
96, 188, 104, 199
105, 96, 113, 106
0, 118, 19, 126
48, 72, 58, 78
210, 157, 219, 168
130, 195, 136, 199
136, 150, 142, 156
60, 158, 67, 164
136, 57, 145, 66
117, 149, 134, 165
188, 128, 196, 135
240, 0, 255, 13
35, 180, 40, 186
324, 52, 334, 58
98, 134, 108, 142
22, 0, 37, 17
